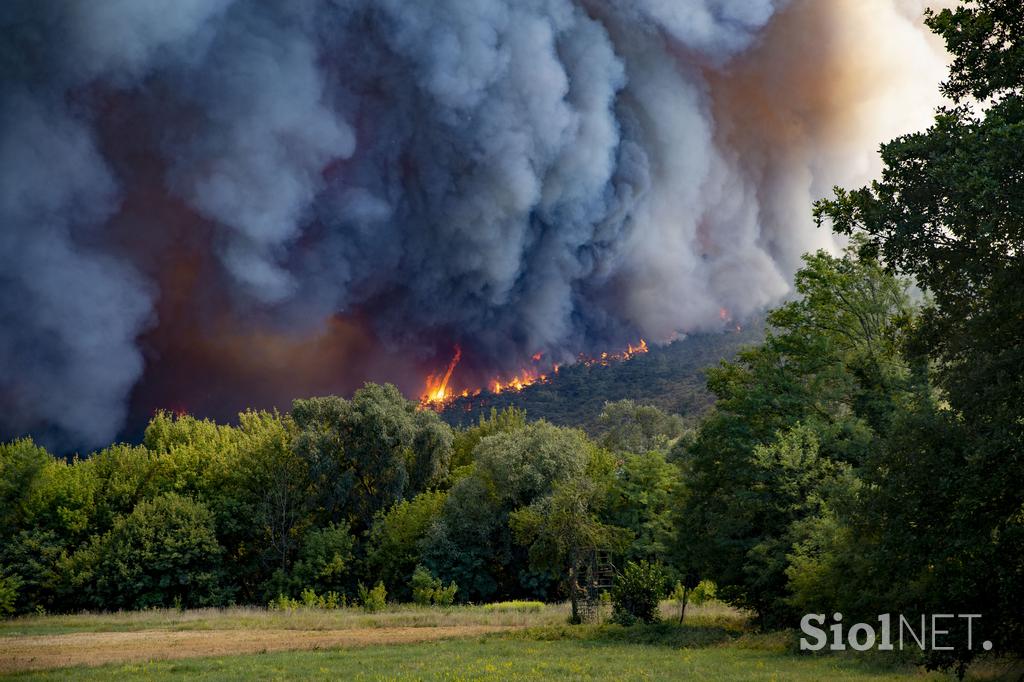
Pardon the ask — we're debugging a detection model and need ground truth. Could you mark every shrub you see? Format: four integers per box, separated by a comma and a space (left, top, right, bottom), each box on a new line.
300, 587, 320, 608
270, 588, 344, 611
89, 492, 224, 610
434, 580, 457, 606
0, 574, 21, 617
269, 593, 300, 611
323, 591, 343, 609
410, 565, 437, 606
690, 579, 716, 606
410, 565, 458, 606
611, 560, 666, 625
358, 581, 387, 612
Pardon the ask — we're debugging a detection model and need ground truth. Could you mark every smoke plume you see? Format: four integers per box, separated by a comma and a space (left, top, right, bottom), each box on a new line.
0, 0, 949, 450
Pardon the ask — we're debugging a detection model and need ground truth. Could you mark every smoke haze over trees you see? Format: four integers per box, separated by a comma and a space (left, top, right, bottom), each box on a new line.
0, 0, 951, 450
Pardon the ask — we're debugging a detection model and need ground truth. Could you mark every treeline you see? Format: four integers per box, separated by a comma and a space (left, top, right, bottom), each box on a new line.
0, 389, 686, 615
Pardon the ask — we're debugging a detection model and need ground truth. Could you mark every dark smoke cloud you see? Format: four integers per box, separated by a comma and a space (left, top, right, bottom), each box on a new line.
0, 0, 947, 450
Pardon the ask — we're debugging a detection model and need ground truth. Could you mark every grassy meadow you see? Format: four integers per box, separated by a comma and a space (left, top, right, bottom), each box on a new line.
4, 601, 1011, 680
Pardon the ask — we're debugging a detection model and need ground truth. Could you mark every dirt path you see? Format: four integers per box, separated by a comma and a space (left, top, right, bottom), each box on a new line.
0, 625, 517, 673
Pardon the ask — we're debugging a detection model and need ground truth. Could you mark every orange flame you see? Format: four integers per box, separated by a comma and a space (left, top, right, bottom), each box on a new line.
579, 338, 648, 367
419, 339, 648, 410
421, 345, 461, 406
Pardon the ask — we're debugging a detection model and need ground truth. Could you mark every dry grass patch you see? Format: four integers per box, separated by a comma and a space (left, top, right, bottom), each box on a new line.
0, 625, 517, 673
0, 603, 570, 637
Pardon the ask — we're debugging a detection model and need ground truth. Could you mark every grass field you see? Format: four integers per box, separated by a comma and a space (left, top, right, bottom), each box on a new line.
0, 602, 1008, 680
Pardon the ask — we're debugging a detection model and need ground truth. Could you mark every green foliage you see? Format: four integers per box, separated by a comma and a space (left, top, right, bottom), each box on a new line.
88, 493, 224, 610
510, 477, 626, 578
268, 593, 300, 611
292, 384, 453, 532
365, 491, 447, 601
357, 581, 387, 612
0, 573, 21, 617
176, 409, 307, 604
602, 449, 682, 571
610, 560, 666, 626
451, 407, 527, 470
409, 565, 457, 606
811, 1, 1024, 671
690, 580, 716, 606
422, 420, 595, 602
679, 246, 914, 628
511, 472, 628, 623
597, 400, 684, 454
269, 589, 344, 611
410, 566, 436, 605
0, 439, 51, 540
290, 523, 355, 597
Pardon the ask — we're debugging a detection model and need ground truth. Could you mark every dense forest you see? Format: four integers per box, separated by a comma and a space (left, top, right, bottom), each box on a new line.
1, 2, 1022, 677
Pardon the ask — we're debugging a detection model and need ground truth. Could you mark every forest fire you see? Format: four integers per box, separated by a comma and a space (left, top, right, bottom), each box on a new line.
719, 307, 743, 333
419, 339, 648, 410
421, 345, 462, 405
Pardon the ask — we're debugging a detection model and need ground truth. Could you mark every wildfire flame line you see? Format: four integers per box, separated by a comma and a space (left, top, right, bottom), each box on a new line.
419, 339, 648, 410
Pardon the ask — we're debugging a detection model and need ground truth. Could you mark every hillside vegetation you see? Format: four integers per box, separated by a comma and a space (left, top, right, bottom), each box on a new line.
441, 322, 764, 430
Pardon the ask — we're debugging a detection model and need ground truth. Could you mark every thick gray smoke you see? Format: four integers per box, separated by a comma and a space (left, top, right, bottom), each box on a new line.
0, 0, 948, 450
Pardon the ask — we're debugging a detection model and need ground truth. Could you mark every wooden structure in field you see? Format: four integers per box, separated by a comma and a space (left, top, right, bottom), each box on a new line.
572, 547, 615, 623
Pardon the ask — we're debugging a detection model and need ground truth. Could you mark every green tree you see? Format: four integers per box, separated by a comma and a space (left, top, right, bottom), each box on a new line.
423, 421, 594, 602
602, 449, 682, 570
597, 400, 684, 454
289, 523, 355, 597
292, 384, 452, 532
450, 407, 528, 471
364, 491, 447, 601
203, 410, 310, 602
511, 477, 627, 623
679, 247, 914, 627
87, 492, 224, 610
814, 0, 1024, 671
610, 560, 666, 625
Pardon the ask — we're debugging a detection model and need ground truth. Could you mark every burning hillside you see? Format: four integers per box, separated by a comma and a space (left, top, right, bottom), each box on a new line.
420, 340, 648, 410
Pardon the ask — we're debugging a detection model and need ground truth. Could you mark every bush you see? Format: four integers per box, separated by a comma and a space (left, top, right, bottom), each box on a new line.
690, 579, 716, 606
358, 581, 387, 612
268, 593, 300, 611
434, 580, 457, 606
410, 565, 458, 606
611, 560, 666, 625
0, 574, 21, 617
410, 565, 437, 605
300, 587, 320, 608
89, 492, 224, 610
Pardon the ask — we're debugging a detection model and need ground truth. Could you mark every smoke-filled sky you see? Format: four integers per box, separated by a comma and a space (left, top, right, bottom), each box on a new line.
1, 0, 951, 451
